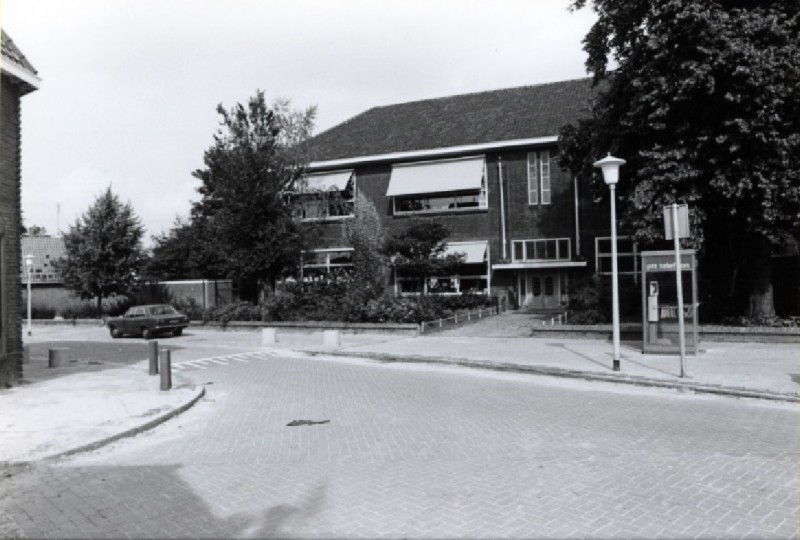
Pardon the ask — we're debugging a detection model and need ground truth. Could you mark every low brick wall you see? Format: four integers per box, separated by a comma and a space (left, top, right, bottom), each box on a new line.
191, 320, 420, 336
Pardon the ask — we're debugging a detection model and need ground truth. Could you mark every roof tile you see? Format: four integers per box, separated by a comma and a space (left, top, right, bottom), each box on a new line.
309, 78, 598, 162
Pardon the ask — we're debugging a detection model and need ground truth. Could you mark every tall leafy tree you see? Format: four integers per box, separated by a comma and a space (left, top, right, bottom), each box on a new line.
383, 220, 464, 295
59, 187, 146, 316
191, 91, 317, 303
561, 0, 800, 318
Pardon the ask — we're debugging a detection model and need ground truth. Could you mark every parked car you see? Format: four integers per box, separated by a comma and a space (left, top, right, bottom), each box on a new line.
107, 304, 189, 339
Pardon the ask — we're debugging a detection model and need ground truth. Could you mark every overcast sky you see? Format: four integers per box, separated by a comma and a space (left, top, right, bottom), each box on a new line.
1, 0, 596, 245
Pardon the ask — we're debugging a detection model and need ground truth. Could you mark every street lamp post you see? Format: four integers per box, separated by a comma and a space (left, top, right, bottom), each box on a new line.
593, 154, 626, 371
25, 254, 34, 336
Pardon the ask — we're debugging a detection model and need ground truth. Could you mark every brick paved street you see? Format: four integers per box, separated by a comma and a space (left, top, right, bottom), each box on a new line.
1, 350, 797, 538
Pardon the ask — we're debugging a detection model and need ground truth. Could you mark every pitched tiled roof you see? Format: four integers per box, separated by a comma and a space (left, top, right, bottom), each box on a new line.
1, 31, 37, 75
20, 236, 66, 283
309, 78, 598, 163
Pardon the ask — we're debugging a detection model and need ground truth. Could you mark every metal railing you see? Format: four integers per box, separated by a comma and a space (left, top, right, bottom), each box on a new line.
420, 305, 500, 334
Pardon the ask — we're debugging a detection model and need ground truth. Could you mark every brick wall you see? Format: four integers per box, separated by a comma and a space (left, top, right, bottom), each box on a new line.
305, 146, 613, 301
0, 77, 23, 385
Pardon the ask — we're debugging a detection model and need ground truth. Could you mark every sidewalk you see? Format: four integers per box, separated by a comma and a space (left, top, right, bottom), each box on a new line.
1, 322, 797, 467
0, 360, 204, 465
271, 330, 800, 401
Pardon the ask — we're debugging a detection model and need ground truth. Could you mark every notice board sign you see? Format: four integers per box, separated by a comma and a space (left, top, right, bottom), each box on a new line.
663, 204, 690, 240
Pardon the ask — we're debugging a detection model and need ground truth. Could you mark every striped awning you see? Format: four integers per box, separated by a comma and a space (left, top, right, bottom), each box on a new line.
386, 156, 485, 196
442, 241, 488, 264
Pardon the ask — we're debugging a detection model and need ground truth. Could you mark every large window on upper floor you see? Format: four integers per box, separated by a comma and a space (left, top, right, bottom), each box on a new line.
293, 171, 355, 221
511, 237, 571, 262
527, 150, 551, 206
387, 156, 487, 215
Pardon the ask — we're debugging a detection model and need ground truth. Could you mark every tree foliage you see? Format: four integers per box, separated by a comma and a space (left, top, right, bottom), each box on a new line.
344, 193, 386, 303
22, 224, 47, 237
191, 91, 317, 302
383, 220, 464, 295
145, 217, 226, 281
561, 0, 800, 317
59, 187, 146, 316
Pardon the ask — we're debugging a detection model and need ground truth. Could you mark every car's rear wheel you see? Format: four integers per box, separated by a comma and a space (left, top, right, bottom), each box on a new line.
109, 326, 122, 339
142, 326, 153, 340
173, 328, 183, 337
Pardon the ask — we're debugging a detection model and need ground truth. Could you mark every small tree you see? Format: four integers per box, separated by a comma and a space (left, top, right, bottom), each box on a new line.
383, 220, 464, 295
59, 187, 146, 316
345, 193, 386, 303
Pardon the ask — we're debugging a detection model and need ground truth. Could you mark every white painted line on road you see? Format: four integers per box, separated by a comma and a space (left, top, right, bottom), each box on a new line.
205, 358, 230, 365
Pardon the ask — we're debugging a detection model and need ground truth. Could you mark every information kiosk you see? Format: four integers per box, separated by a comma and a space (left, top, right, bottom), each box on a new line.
640, 250, 699, 354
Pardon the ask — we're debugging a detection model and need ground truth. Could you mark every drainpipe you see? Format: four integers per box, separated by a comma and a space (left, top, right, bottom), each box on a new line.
573, 175, 581, 257
498, 158, 507, 260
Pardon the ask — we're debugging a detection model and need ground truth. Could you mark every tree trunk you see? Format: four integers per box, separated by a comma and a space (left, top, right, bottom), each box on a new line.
747, 238, 776, 319
96, 294, 103, 319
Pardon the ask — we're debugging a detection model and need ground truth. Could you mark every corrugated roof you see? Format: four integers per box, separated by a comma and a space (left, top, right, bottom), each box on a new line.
1, 32, 38, 75
20, 237, 66, 283
309, 78, 597, 163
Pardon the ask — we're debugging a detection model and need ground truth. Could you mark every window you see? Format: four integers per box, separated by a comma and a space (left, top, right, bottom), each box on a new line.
532, 277, 542, 296
527, 150, 551, 205
511, 238, 571, 262
301, 248, 354, 277
389, 157, 488, 215
394, 191, 482, 213
294, 171, 355, 221
595, 236, 638, 275
396, 274, 488, 295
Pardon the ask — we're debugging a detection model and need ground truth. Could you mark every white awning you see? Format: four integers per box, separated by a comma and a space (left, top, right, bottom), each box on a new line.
301, 170, 353, 191
386, 156, 485, 197
442, 241, 488, 264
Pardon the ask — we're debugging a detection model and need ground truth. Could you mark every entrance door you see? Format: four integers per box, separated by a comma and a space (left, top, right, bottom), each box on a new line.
519, 271, 561, 309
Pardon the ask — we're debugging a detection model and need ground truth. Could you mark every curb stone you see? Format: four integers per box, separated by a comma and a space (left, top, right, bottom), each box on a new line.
302, 349, 800, 404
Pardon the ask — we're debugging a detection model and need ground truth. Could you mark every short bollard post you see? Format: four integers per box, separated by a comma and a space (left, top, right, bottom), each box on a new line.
262, 328, 277, 346
323, 330, 340, 347
48, 348, 69, 368
149, 341, 159, 375
159, 349, 171, 391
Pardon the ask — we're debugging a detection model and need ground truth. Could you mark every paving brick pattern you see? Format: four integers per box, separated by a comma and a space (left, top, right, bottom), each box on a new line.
1, 352, 797, 538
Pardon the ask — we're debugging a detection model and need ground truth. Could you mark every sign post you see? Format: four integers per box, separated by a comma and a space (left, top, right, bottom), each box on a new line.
663, 204, 689, 377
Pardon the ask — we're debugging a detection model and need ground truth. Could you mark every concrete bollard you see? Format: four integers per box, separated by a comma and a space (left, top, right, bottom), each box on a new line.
159, 349, 172, 391
322, 330, 340, 347
262, 328, 277, 346
48, 348, 69, 368
149, 341, 159, 375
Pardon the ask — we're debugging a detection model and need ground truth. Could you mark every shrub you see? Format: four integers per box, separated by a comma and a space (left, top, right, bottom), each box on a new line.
720, 315, 800, 328
567, 277, 609, 324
